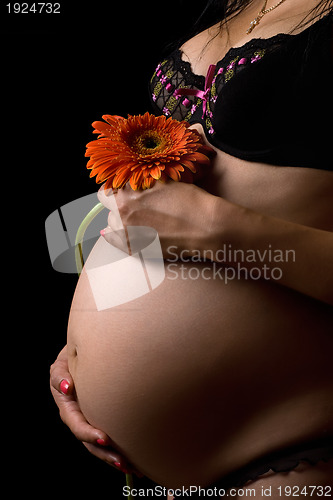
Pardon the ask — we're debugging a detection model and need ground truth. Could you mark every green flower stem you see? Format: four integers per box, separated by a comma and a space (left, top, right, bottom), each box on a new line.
126, 473, 134, 499
75, 201, 104, 275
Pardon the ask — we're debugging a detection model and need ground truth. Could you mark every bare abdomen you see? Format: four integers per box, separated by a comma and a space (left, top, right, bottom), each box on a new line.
68, 256, 333, 488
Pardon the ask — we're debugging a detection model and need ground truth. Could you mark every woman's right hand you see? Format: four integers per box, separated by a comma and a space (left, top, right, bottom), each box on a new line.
50, 345, 137, 475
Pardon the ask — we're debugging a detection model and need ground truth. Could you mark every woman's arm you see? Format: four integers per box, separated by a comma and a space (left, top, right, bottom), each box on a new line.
209, 196, 333, 305
101, 181, 333, 305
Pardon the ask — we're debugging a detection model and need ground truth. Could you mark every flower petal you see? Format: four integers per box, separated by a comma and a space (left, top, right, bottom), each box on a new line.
165, 166, 181, 181
143, 177, 156, 189
149, 167, 162, 180
85, 112, 215, 190
179, 160, 196, 173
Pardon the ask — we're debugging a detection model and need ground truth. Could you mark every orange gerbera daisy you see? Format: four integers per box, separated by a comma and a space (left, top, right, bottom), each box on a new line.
85, 112, 214, 190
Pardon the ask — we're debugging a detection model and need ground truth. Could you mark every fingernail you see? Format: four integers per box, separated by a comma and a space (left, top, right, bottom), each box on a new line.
60, 379, 70, 395
114, 462, 129, 474
100, 229, 106, 237
97, 438, 107, 446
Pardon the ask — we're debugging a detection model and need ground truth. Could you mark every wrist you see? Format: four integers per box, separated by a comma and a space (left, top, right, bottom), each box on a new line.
204, 195, 248, 261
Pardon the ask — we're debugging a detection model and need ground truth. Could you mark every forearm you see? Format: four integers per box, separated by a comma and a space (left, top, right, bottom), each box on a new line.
208, 197, 333, 305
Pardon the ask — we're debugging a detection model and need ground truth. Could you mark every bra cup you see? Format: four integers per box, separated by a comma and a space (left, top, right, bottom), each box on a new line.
149, 13, 333, 169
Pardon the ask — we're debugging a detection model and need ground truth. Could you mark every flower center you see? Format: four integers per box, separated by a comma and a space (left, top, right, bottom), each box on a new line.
143, 137, 160, 149
132, 130, 166, 156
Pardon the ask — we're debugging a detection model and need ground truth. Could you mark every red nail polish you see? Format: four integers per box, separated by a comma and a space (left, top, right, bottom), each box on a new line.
114, 462, 129, 473
60, 379, 69, 395
97, 438, 106, 446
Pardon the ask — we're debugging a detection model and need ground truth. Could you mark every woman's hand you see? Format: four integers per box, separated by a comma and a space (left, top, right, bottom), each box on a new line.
98, 176, 333, 305
98, 180, 218, 260
50, 346, 138, 475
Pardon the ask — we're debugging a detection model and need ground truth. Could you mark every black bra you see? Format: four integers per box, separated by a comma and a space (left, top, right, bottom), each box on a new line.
149, 12, 333, 170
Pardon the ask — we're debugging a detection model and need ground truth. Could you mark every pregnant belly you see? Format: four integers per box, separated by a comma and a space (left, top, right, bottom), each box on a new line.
67, 255, 333, 488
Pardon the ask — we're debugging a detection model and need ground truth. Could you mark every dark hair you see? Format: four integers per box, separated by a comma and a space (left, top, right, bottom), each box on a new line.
176, 0, 332, 47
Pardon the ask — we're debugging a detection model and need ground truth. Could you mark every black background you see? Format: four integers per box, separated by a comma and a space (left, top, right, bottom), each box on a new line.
2, 1, 206, 498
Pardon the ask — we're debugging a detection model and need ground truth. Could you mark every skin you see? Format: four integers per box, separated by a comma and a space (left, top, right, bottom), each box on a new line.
50, 0, 333, 492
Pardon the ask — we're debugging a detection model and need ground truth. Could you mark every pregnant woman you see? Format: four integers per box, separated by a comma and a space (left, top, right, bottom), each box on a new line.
50, 0, 333, 493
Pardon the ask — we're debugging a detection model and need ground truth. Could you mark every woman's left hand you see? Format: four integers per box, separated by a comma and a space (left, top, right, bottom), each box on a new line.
50, 346, 138, 475
98, 181, 218, 259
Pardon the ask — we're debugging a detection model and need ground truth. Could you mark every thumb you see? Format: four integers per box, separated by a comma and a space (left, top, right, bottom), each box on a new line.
50, 346, 74, 395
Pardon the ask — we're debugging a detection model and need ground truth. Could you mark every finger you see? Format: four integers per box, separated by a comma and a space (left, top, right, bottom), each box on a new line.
83, 442, 129, 470
100, 227, 130, 254
49, 350, 110, 445
97, 185, 120, 217
52, 391, 110, 445
83, 443, 143, 477
50, 347, 74, 396
107, 210, 124, 232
